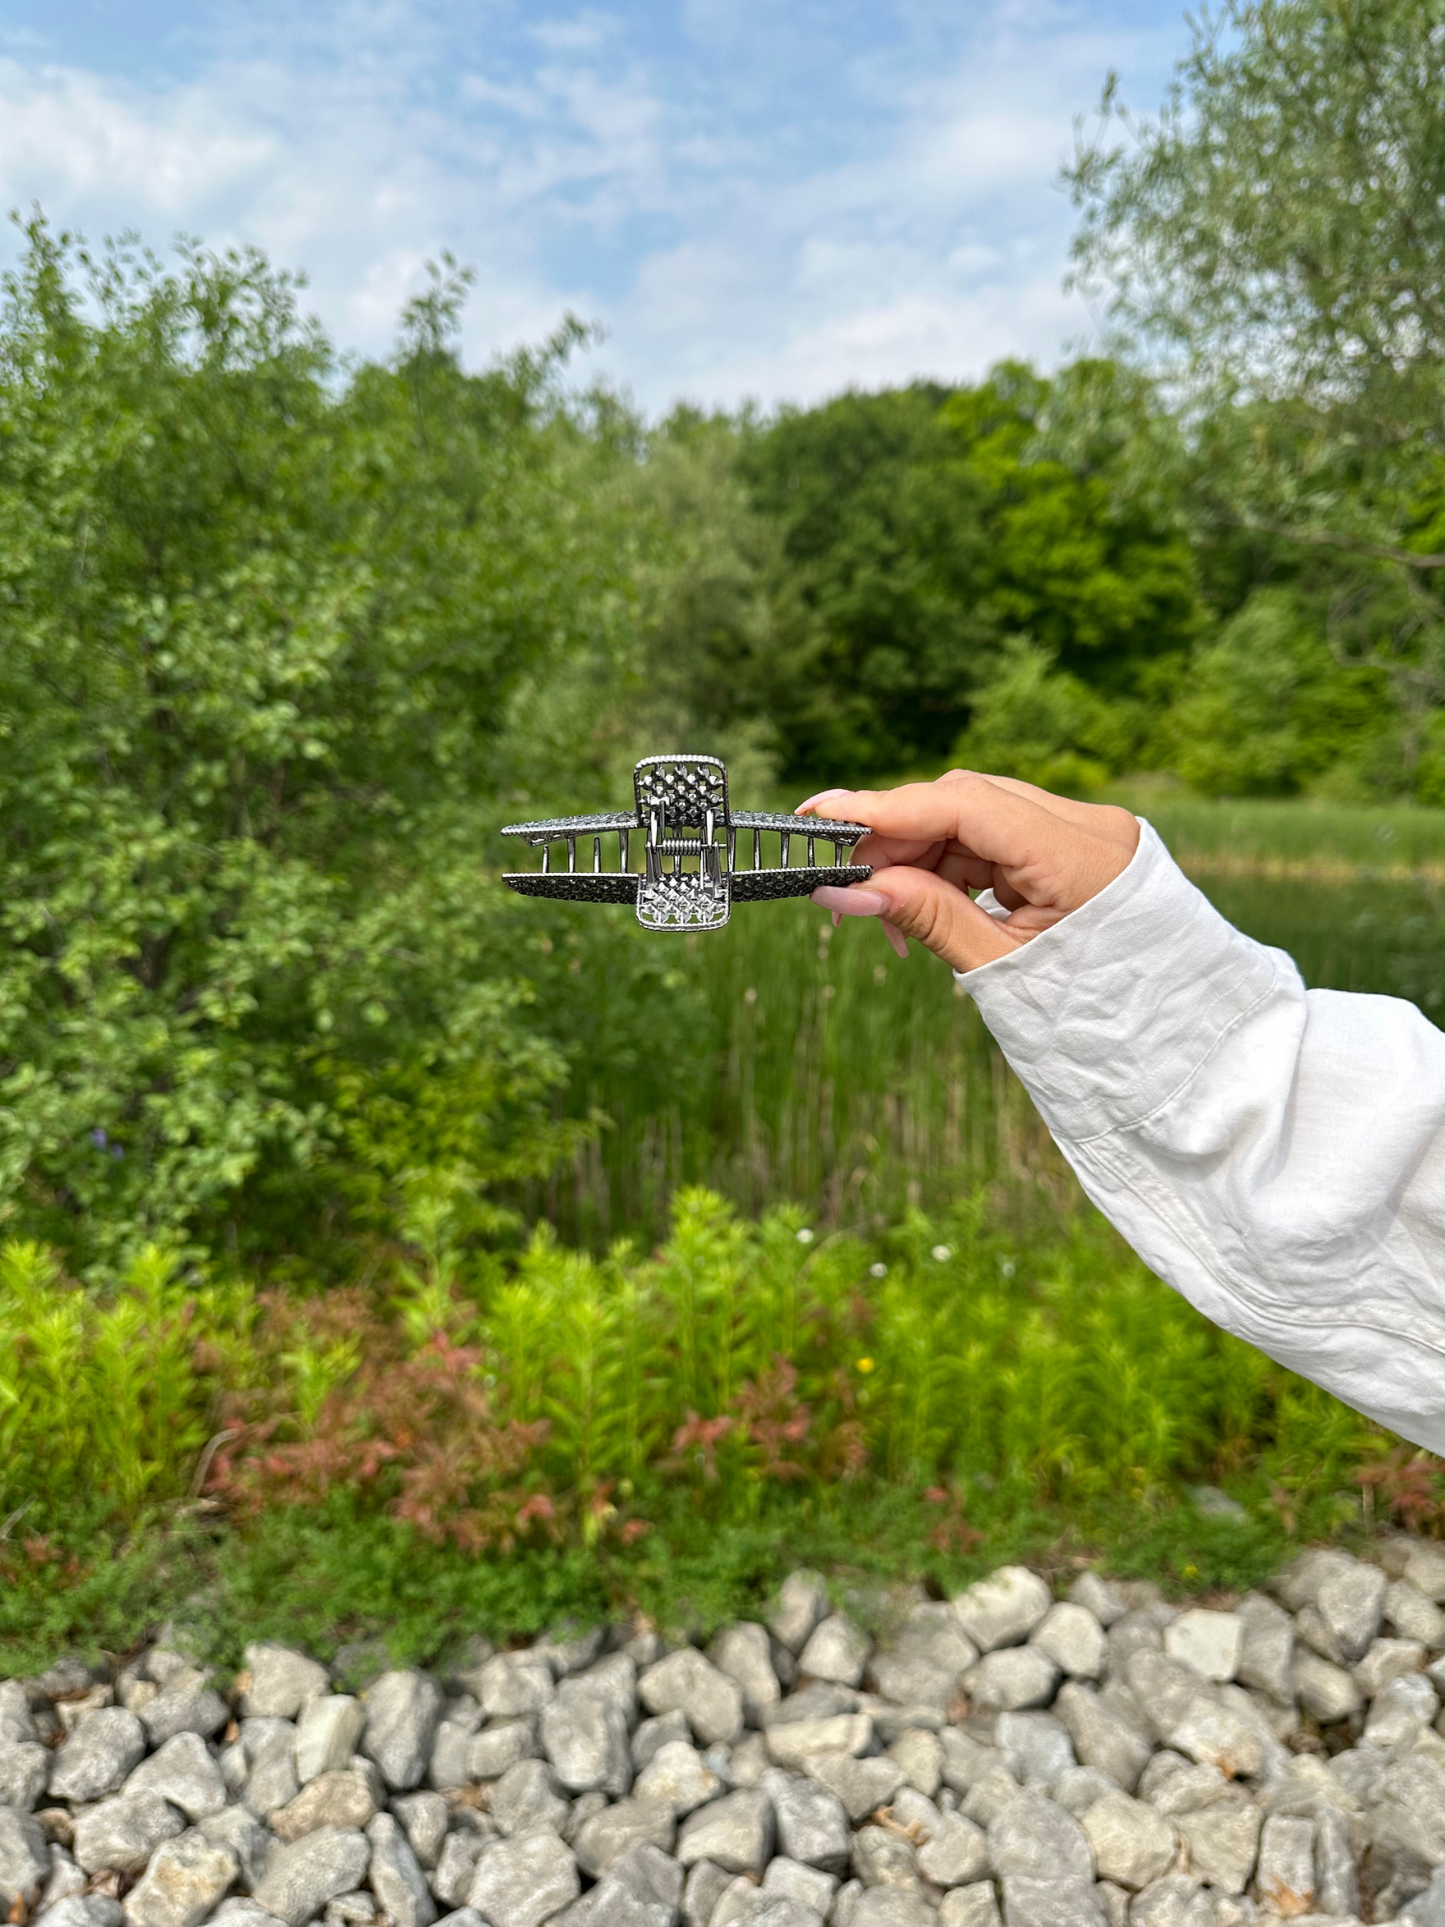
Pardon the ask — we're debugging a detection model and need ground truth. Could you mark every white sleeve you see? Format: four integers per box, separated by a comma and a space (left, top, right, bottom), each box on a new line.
956, 818, 1445, 1455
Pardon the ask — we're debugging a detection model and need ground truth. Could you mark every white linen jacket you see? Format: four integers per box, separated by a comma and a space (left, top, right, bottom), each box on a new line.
958, 820, 1445, 1455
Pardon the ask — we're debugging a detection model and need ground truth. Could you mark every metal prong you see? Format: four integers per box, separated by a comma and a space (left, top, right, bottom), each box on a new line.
781, 831, 791, 868
567, 837, 577, 873
593, 836, 601, 872
621, 828, 630, 871
542, 843, 550, 874
807, 833, 815, 866
754, 828, 762, 869
727, 826, 736, 872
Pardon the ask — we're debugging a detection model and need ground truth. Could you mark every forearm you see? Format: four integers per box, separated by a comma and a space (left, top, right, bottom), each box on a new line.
959, 822, 1445, 1454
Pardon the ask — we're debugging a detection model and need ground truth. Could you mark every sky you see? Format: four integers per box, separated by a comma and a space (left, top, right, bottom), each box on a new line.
0, 0, 1189, 414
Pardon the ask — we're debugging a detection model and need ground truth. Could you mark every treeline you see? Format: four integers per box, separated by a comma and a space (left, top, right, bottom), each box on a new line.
5, 0, 1445, 1267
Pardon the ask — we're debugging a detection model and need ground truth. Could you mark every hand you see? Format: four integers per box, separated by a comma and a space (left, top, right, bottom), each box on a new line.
799, 770, 1140, 974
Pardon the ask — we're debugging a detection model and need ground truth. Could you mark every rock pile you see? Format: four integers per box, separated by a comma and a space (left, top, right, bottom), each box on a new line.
7, 1541, 1445, 1927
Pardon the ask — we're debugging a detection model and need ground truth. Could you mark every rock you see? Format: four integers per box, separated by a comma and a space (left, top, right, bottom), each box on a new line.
555, 1839, 682, 1927
994, 1713, 1074, 1791
122, 1829, 239, 1927
531, 1626, 607, 1680
971, 1648, 1060, 1713
124, 1732, 229, 1821
1055, 1765, 1121, 1816
73, 1793, 185, 1874
1029, 1604, 1105, 1681
1168, 1699, 1262, 1780
1291, 1652, 1362, 1725
917, 1810, 989, 1887
48, 1709, 147, 1803
763, 1858, 838, 1914
953, 1568, 1052, 1654
803, 1754, 906, 1823
798, 1617, 870, 1689
562, 1653, 637, 1720
1351, 1634, 1425, 1699
571, 1797, 676, 1877
850, 1824, 919, 1891
0, 1688, 34, 1748
770, 1574, 831, 1655
632, 1711, 691, 1771
1314, 1802, 1359, 1918
433, 1833, 489, 1908
1172, 1800, 1260, 1894
389, 1791, 447, 1869
683, 1857, 733, 1927
1054, 1684, 1152, 1794
465, 1721, 538, 1783
764, 1715, 873, 1770
42, 1901, 127, 1927
711, 1625, 782, 1726
242, 1722, 302, 1817
0, 1805, 50, 1907
476, 1654, 554, 1722
1386, 1580, 1445, 1648
466, 1829, 579, 1927
242, 1648, 331, 1722
639, 1651, 744, 1747
761, 1767, 850, 1874
365, 1813, 434, 1927
1401, 1869, 1445, 1925
1371, 1750, 1445, 1868
1365, 1670, 1439, 1745
141, 1672, 230, 1747
270, 1770, 377, 1842
429, 1915, 485, 1927
360, 1674, 443, 1793
633, 1739, 720, 1815
1081, 1793, 1175, 1891
998, 1875, 1104, 1925
1316, 1561, 1386, 1665
540, 1688, 631, 1796
0, 1743, 48, 1811
889, 1729, 942, 1799
1403, 1543, 1445, 1604
987, 1793, 1092, 1883
938, 1729, 1002, 1794
676, 1787, 773, 1874
212, 1898, 286, 1927
1128, 1875, 1217, 1927
197, 1806, 271, 1889
295, 1699, 366, 1786
253, 1826, 371, 1927
867, 1651, 955, 1713
1233, 1594, 1295, 1706
844, 1895, 937, 1927
960, 1768, 1024, 1830
937, 1885, 1001, 1927
1162, 1611, 1242, 1684
489, 1759, 569, 1837
1255, 1812, 1315, 1917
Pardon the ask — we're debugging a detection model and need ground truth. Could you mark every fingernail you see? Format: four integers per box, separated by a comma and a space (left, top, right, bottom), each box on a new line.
796, 788, 848, 814
831, 910, 841, 930
811, 886, 889, 917
882, 920, 909, 959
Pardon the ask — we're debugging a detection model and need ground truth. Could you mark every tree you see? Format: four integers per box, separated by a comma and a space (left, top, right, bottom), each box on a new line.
1069, 0, 1445, 781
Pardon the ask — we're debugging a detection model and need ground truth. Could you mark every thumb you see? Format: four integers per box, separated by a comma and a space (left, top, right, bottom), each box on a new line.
814, 865, 1023, 974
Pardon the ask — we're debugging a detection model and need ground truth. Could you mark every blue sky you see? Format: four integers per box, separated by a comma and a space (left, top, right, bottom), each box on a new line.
0, 0, 1188, 412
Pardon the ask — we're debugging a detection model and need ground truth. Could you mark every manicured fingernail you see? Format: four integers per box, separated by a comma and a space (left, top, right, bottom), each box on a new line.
811, 886, 889, 917
796, 789, 848, 814
882, 920, 909, 959
831, 910, 841, 930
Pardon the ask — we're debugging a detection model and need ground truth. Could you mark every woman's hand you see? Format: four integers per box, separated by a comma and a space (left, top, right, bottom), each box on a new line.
800, 770, 1140, 973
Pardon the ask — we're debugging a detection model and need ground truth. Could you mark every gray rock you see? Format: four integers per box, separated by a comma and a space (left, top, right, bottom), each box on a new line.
683, 1857, 733, 1927
296, 1700, 366, 1787
714, 1888, 824, 1927
1366, 1670, 1439, 1745
73, 1793, 185, 1874
768, 1685, 857, 1727
1162, 1611, 1241, 1684
554, 1838, 681, 1927
917, 1811, 989, 1888
676, 1787, 773, 1874
1080, 1793, 1174, 1891
711, 1625, 782, 1727
476, 1655, 555, 1722
1028, 1604, 1104, 1681
798, 1617, 870, 1690
889, 1730, 943, 1799
0, 1688, 34, 1748
1386, 1579, 1445, 1648
39, 1840, 87, 1909
632, 1711, 691, 1771
970, 1649, 1059, 1714
1054, 1766, 1121, 1816
997, 1875, 1104, 1926
770, 1574, 831, 1655
987, 1793, 1091, 1883
466, 1830, 578, 1927
761, 1767, 849, 1873
489, 1759, 568, 1837
571, 1797, 676, 1877
851, 1824, 919, 1892
1232, 1593, 1295, 1705
41, 1901, 126, 1927
843, 1895, 937, 1927
639, 1651, 744, 1748
365, 1813, 434, 1927
1127, 1875, 1216, 1927
994, 1713, 1074, 1791
0, 1743, 48, 1811
867, 1652, 957, 1713
390, 1791, 447, 1869
1353, 1634, 1427, 1697
429, 1915, 485, 1927
1254, 1812, 1314, 1917
198, 1806, 272, 1890
243, 1723, 302, 1818
936, 1885, 1000, 1927
242, 1648, 331, 1722
211, 1899, 287, 1927
1167, 1699, 1262, 1780
465, 1721, 538, 1783
765, 1715, 873, 1770
1105, 1613, 1163, 1676
122, 1829, 239, 1927
1313, 1801, 1358, 1918
634, 1739, 720, 1815
1291, 1651, 1362, 1725
1274, 1547, 1355, 1613
361, 1675, 444, 1793
48, 1709, 147, 1803
1371, 1749, 1445, 1869
1172, 1800, 1260, 1894
432, 1832, 488, 1908
253, 1826, 371, 1927
0, 1805, 50, 1907
541, 1688, 631, 1796
125, 1733, 229, 1821
1054, 1684, 1152, 1794
141, 1672, 230, 1747
1068, 1575, 1126, 1630
426, 1721, 476, 1792
803, 1754, 907, 1823
562, 1653, 637, 1721
1316, 1559, 1387, 1664
960, 1769, 1024, 1831
270, 1770, 377, 1842
1401, 1869, 1445, 1926
1121, 1651, 1210, 1749
952, 1569, 1052, 1654
761, 1858, 836, 1912
531, 1626, 607, 1681
937, 1730, 1001, 1796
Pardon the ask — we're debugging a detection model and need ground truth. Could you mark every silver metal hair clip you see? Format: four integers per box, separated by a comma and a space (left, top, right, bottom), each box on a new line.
501, 754, 873, 932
